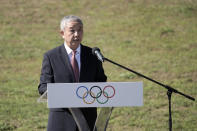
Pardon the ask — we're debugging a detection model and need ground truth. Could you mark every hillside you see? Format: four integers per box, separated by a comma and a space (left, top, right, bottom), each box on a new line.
0, 0, 197, 130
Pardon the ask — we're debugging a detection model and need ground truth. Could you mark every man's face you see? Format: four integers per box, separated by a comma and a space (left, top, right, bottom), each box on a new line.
61, 21, 83, 50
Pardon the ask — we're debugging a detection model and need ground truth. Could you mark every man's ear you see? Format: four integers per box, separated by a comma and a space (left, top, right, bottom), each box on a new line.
60, 31, 64, 38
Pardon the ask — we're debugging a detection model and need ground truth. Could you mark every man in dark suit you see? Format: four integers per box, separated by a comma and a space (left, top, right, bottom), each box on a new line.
38, 15, 107, 131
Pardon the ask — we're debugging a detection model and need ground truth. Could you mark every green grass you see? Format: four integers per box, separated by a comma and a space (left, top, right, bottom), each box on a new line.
0, 0, 197, 130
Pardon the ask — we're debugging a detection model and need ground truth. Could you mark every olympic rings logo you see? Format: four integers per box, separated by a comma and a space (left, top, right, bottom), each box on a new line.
76, 85, 115, 104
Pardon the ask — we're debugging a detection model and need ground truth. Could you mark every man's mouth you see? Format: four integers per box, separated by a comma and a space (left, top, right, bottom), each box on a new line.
73, 38, 79, 41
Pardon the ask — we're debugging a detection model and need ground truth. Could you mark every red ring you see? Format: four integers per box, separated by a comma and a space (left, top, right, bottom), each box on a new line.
103, 85, 115, 98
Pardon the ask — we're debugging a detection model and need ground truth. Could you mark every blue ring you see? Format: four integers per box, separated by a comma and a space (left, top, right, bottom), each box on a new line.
76, 86, 88, 99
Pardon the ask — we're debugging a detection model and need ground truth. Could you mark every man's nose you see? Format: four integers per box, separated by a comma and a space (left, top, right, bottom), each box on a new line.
74, 31, 79, 36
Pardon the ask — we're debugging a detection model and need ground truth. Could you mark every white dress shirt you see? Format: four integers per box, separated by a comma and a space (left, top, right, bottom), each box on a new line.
64, 43, 81, 71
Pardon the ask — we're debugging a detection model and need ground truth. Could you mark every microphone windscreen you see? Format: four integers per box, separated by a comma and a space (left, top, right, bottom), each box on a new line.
92, 47, 100, 55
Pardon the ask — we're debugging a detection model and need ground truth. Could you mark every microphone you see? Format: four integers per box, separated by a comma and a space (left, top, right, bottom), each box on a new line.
92, 47, 105, 62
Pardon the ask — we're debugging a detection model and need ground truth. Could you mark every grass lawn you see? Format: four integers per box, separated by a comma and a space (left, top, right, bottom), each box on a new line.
0, 0, 196, 130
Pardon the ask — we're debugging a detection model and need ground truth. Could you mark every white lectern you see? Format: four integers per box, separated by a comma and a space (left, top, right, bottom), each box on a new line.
38, 82, 143, 131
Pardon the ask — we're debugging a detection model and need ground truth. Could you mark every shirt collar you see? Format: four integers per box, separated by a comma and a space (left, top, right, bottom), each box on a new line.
64, 42, 81, 55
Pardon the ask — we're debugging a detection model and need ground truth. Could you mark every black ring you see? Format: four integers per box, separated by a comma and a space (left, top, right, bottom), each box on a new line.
90, 86, 102, 98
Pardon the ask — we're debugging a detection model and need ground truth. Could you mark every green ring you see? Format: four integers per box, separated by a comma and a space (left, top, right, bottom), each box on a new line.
96, 91, 109, 104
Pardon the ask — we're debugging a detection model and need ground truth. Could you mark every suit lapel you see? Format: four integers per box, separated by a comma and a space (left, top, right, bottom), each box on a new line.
59, 44, 76, 82
79, 44, 87, 82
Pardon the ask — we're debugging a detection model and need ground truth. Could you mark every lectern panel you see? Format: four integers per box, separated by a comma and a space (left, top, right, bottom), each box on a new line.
47, 82, 143, 108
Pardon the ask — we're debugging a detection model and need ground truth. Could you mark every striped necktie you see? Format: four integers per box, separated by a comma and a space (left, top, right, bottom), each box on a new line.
71, 51, 79, 82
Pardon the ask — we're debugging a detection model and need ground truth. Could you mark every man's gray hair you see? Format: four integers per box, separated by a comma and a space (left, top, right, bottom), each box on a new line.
60, 15, 83, 31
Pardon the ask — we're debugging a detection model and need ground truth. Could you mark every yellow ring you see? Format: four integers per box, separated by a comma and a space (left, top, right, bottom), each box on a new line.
83, 91, 96, 104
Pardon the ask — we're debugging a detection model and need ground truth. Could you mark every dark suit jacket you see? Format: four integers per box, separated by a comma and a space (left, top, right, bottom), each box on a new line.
38, 44, 107, 131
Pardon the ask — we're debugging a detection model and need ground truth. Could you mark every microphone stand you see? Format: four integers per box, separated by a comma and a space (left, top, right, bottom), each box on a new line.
103, 57, 195, 131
